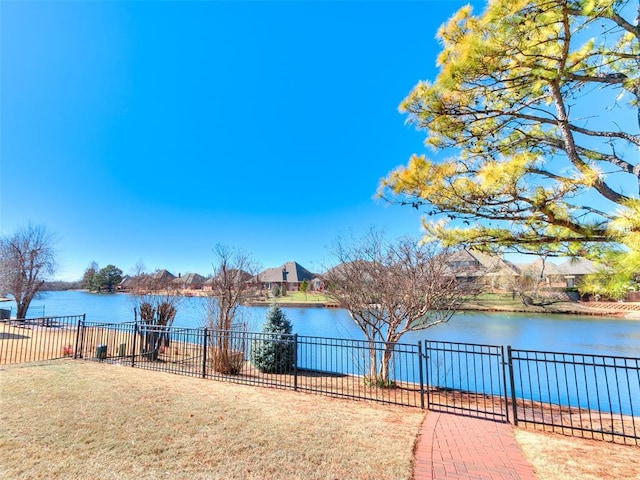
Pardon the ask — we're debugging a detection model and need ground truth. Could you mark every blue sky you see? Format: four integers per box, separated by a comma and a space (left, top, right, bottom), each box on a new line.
1, 0, 483, 281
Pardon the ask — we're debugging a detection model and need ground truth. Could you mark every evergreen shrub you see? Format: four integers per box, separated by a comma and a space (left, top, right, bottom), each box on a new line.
251, 305, 295, 373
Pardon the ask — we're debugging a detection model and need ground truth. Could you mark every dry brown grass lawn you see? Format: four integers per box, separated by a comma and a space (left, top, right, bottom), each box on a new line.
0, 360, 424, 480
0, 322, 79, 364
2, 360, 639, 480
515, 429, 640, 480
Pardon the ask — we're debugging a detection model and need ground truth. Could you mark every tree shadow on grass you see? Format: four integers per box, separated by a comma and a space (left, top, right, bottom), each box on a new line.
0, 333, 31, 340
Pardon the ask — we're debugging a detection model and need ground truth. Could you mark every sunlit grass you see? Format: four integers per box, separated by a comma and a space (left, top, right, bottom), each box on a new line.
0, 360, 424, 480
261, 290, 333, 304
515, 429, 640, 480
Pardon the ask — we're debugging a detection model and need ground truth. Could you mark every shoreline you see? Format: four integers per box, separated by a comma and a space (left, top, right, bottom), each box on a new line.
247, 298, 640, 320
35, 289, 640, 320
458, 302, 640, 320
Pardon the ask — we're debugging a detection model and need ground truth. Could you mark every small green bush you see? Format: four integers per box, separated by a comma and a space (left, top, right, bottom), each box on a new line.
251, 305, 295, 373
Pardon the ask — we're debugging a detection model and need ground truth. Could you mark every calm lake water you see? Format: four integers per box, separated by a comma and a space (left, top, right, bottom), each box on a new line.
5, 290, 640, 358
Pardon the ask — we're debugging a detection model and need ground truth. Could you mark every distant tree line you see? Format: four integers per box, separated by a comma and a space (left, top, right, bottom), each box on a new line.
41, 280, 82, 291
82, 262, 123, 293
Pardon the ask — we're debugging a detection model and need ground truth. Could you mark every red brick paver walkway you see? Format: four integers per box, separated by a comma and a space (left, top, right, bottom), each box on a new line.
412, 412, 538, 480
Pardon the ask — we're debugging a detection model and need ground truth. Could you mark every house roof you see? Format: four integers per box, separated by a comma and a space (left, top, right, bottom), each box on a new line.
447, 249, 479, 264
557, 258, 599, 275
205, 269, 253, 285
151, 269, 176, 281
515, 259, 562, 276
119, 275, 136, 287
173, 273, 205, 285
258, 261, 315, 283
322, 260, 379, 282
448, 249, 518, 276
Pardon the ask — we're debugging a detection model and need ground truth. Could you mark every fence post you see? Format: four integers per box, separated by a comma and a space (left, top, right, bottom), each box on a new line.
293, 334, 298, 392
417, 341, 425, 410
73, 314, 85, 359
131, 322, 138, 368
424, 341, 430, 410
500, 345, 511, 423
507, 346, 518, 426
79, 315, 87, 359
202, 328, 208, 378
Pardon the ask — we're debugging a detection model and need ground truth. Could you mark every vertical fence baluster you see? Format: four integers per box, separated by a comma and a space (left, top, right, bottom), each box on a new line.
73, 315, 84, 359
591, 356, 604, 440
418, 341, 425, 410
79, 316, 87, 360
625, 358, 638, 442
613, 358, 625, 441
602, 356, 615, 438
500, 346, 509, 424
507, 346, 518, 426
293, 333, 298, 392
424, 342, 431, 410
131, 322, 138, 368
202, 327, 208, 378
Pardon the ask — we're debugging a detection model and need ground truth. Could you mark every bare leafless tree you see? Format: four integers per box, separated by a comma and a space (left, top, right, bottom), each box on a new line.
0, 224, 57, 319
130, 269, 181, 361
324, 229, 473, 385
507, 255, 562, 306
206, 244, 261, 374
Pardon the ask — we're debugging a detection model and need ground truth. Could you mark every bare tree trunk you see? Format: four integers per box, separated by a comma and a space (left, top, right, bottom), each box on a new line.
16, 301, 29, 320
368, 342, 378, 383
379, 345, 395, 386
144, 329, 159, 361
532, 256, 548, 300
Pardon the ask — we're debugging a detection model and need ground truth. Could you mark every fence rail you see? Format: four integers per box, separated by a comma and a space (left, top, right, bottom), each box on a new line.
0, 315, 84, 364
509, 348, 640, 445
75, 322, 425, 409
1, 315, 638, 445
424, 341, 509, 422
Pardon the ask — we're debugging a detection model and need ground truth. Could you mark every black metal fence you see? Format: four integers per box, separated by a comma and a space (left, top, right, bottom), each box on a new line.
0, 315, 84, 364
294, 335, 423, 407
75, 321, 425, 408
423, 341, 509, 422
1, 315, 639, 445
508, 348, 640, 445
